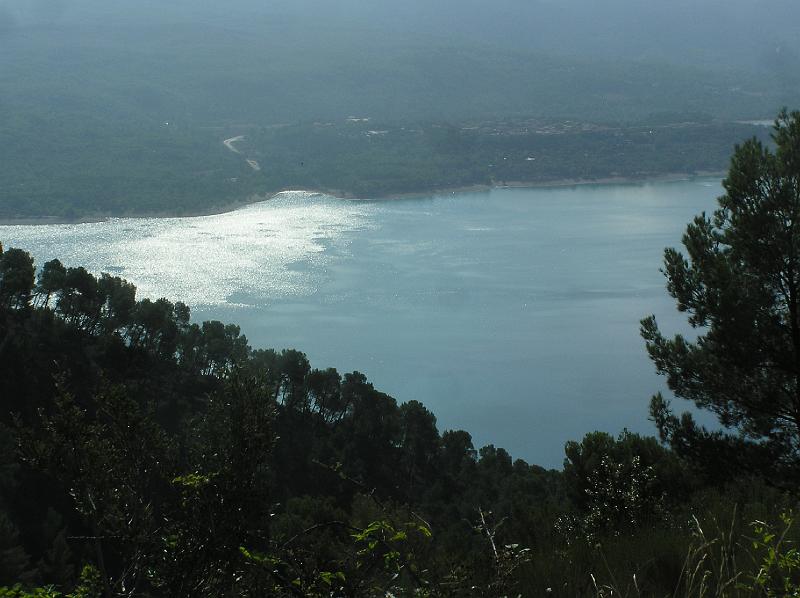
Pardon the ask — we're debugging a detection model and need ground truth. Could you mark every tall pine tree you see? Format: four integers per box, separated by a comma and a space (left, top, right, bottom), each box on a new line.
642, 110, 800, 476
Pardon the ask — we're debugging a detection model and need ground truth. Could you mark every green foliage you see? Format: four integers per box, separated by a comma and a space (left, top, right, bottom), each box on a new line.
0, 587, 59, 598
749, 513, 800, 597
154, 377, 276, 596
3, 104, 800, 597
0, 240, 786, 596
562, 430, 691, 541
642, 109, 800, 478
0, 249, 34, 309
349, 519, 433, 595
0, 106, 771, 219
67, 566, 102, 598
246, 119, 769, 203
0, 564, 101, 598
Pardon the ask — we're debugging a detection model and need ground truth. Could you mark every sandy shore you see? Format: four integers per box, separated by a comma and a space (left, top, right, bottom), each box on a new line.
0, 172, 724, 226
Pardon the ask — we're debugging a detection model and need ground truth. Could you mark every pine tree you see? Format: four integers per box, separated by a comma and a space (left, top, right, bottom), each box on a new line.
642, 109, 800, 470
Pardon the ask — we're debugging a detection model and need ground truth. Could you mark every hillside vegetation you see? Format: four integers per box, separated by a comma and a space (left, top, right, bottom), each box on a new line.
1, 112, 800, 596
1, 0, 795, 219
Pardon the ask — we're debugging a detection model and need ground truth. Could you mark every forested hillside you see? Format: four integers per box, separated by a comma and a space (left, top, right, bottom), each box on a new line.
0, 243, 794, 597
2, 111, 800, 596
1, 0, 797, 219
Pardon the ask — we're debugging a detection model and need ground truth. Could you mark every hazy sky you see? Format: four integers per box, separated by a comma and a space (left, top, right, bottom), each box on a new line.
3, 0, 798, 72
1, 0, 798, 123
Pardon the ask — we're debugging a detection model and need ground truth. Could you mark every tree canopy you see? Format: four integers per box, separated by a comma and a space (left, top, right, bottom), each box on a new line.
642, 109, 800, 476
4, 110, 800, 595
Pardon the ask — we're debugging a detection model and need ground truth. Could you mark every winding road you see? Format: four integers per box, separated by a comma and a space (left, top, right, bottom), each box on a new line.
223, 135, 261, 171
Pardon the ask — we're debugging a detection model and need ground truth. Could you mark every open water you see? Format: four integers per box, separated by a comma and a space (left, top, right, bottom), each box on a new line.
1, 179, 722, 467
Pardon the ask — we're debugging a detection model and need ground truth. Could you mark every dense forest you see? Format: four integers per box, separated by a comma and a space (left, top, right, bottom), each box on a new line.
0, 116, 771, 221
1, 112, 800, 596
241, 119, 771, 199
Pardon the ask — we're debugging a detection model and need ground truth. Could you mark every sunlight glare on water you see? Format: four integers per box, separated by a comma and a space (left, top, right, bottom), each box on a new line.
1, 180, 722, 466
2, 191, 376, 307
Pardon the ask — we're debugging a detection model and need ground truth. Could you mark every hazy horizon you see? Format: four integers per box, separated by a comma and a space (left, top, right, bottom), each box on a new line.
2, 0, 799, 124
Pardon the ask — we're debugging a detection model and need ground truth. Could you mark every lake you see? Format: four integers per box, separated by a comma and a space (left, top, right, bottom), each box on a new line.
1, 178, 722, 468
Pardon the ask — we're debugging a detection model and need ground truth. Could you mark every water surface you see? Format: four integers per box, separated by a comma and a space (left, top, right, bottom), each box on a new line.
1, 180, 721, 467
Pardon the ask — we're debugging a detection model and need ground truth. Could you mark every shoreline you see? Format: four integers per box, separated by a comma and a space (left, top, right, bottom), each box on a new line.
356, 171, 725, 201
0, 194, 272, 227
0, 172, 725, 226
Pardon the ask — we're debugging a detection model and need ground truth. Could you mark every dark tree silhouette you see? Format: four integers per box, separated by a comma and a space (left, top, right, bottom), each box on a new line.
642, 109, 800, 471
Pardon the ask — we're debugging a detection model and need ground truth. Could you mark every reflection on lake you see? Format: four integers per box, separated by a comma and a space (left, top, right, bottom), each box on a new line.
1, 180, 721, 467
